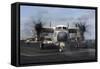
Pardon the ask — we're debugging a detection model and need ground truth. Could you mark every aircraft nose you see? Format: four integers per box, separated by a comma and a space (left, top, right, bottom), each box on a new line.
57, 32, 68, 41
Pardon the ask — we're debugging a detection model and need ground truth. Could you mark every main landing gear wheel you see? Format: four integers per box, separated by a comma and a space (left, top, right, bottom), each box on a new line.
40, 43, 44, 49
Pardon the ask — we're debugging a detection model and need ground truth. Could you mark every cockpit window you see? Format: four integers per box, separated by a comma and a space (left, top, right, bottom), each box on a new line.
56, 27, 67, 30
63, 27, 67, 30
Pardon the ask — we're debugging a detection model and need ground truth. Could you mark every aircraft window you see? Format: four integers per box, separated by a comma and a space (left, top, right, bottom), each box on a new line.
69, 29, 77, 33
54, 32, 56, 36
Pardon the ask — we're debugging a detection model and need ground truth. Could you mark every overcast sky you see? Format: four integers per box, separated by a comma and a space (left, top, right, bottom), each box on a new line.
20, 5, 95, 40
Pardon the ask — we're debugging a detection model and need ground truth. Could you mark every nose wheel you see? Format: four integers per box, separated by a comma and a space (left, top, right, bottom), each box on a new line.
59, 42, 65, 52
59, 48, 63, 52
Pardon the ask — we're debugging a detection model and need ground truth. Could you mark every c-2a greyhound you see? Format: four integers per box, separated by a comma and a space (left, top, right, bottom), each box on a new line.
40, 24, 80, 52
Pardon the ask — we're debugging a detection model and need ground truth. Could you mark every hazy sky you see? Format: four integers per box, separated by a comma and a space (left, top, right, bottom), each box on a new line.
20, 5, 95, 40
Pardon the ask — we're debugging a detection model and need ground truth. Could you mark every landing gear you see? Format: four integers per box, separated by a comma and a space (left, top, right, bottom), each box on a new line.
40, 43, 44, 49
58, 42, 65, 52
59, 48, 63, 52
